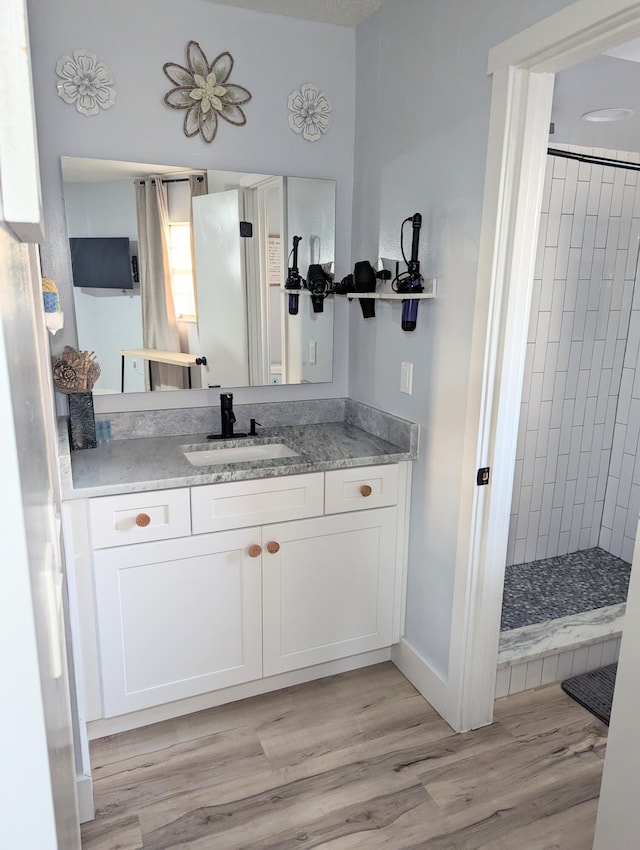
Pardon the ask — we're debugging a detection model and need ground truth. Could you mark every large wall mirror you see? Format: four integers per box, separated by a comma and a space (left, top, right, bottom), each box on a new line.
61, 156, 336, 394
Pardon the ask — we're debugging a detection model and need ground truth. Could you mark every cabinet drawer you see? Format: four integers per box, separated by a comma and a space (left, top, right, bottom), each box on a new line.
325, 464, 399, 514
88, 489, 191, 549
191, 473, 324, 534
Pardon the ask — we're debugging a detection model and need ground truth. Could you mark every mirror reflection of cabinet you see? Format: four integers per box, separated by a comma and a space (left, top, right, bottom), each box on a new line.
61, 156, 336, 394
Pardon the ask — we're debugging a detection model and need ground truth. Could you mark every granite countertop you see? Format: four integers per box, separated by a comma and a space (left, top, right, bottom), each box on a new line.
60, 418, 418, 499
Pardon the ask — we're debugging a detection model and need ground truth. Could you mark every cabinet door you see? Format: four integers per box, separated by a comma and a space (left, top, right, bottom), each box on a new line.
262, 508, 397, 676
93, 529, 262, 717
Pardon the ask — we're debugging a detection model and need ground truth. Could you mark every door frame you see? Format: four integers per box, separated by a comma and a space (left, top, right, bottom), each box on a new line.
447, 0, 640, 732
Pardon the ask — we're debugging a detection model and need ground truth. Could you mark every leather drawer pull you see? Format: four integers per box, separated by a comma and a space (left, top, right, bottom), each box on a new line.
248, 544, 262, 558
135, 513, 151, 527
266, 541, 280, 554
360, 484, 373, 497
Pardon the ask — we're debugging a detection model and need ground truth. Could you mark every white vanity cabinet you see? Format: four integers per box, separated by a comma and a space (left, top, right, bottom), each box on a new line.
92, 528, 263, 717
65, 463, 410, 726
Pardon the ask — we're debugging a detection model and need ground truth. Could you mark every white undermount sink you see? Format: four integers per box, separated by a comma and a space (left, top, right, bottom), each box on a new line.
183, 442, 300, 466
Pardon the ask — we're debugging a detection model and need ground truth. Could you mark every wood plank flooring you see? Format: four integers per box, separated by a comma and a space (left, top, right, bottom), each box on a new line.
82, 663, 608, 849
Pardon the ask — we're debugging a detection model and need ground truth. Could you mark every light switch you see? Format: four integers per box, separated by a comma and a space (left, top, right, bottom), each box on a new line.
309, 340, 317, 365
400, 361, 413, 394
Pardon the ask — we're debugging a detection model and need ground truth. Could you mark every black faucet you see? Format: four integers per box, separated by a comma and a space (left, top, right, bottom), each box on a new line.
220, 392, 236, 438
207, 393, 248, 440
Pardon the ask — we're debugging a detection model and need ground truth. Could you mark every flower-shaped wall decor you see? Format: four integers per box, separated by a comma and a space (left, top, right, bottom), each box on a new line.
55, 49, 116, 116
287, 84, 332, 142
163, 42, 252, 143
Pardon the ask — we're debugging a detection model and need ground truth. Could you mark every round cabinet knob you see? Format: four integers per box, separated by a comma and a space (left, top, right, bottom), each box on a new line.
360, 484, 373, 497
248, 544, 262, 558
266, 541, 280, 554
135, 513, 151, 527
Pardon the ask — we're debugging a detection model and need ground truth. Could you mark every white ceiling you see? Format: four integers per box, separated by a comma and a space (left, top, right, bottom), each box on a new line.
201, 0, 383, 27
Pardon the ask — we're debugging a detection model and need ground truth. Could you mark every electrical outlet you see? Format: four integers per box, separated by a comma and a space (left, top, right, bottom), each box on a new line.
400, 361, 413, 394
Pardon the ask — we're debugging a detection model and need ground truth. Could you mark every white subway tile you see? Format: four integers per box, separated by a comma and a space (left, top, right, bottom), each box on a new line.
513, 538, 527, 566
600, 526, 612, 549
527, 374, 543, 432
596, 197, 613, 249
617, 452, 635, 507
571, 647, 589, 676
516, 407, 528, 459
508, 663, 528, 695
557, 315, 574, 370
553, 154, 568, 179
537, 534, 550, 560
572, 294, 587, 342
528, 284, 541, 343
521, 343, 535, 402
557, 650, 575, 681
579, 526, 592, 549
564, 250, 581, 307
617, 368, 634, 424
578, 160, 592, 184
576, 451, 591, 498
548, 506, 563, 552
602, 483, 618, 529
549, 287, 565, 343
532, 456, 547, 512
525, 512, 541, 562
601, 638, 620, 666
561, 480, 577, 531
624, 483, 640, 536
566, 343, 582, 397
587, 174, 603, 216
522, 430, 537, 487
611, 251, 628, 310
559, 407, 575, 457
525, 659, 544, 691
541, 654, 560, 685
619, 185, 636, 247
558, 530, 571, 554
604, 220, 621, 281
556, 216, 573, 278
579, 216, 597, 279
582, 399, 598, 450
622, 535, 635, 563
605, 397, 620, 450
597, 450, 612, 501
540, 251, 557, 312
609, 422, 626, 477
516, 485, 532, 540
610, 169, 626, 217
586, 643, 604, 672
540, 481, 555, 535
544, 428, 560, 477
535, 410, 551, 458
495, 667, 511, 698
573, 371, 590, 425
623, 400, 640, 454
533, 313, 550, 372
624, 220, 640, 277
583, 476, 598, 524
611, 505, 628, 554
542, 345, 559, 401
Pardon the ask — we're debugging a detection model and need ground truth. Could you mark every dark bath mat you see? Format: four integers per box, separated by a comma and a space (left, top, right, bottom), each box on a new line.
561, 663, 617, 726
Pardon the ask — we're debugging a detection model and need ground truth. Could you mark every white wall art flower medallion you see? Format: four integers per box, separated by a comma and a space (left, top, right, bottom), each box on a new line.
163, 41, 252, 144
287, 83, 332, 142
55, 49, 116, 116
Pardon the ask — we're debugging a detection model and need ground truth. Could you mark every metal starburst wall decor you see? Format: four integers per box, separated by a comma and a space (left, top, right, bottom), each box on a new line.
163, 41, 252, 143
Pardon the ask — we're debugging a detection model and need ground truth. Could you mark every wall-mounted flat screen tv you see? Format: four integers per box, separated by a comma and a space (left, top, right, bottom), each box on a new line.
69, 237, 133, 289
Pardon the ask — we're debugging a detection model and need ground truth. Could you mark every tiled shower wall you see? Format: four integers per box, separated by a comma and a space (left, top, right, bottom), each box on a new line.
507, 144, 640, 566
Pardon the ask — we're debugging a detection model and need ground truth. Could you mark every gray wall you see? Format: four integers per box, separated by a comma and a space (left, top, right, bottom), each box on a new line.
27, 0, 355, 409
350, 0, 573, 677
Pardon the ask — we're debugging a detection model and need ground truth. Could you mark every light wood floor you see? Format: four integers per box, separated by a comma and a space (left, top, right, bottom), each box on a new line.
82, 662, 608, 849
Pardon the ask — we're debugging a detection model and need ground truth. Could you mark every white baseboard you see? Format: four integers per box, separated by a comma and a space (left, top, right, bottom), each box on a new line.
76, 773, 94, 823
391, 638, 447, 720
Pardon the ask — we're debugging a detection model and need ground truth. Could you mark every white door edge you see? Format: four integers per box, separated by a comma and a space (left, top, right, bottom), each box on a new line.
447, 0, 640, 732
